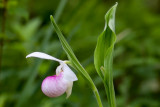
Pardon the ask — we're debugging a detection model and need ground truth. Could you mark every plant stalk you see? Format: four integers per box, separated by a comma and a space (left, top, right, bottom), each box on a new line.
72, 60, 103, 107
94, 88, 103, 107
50, 16, 103, 107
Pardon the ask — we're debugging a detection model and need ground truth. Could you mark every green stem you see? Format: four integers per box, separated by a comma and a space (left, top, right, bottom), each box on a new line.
110, 82, 116, 107
73, 60, 103, 107
104, 46, 116, 107
50, 16, 103, 107
94, 88, 103, 107
104, 81, 116, 107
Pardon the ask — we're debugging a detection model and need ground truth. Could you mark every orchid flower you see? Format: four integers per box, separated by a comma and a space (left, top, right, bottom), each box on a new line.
26, 52, 78, 98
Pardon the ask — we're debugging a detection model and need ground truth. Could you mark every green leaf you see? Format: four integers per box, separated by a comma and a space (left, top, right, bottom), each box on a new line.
13, 18, 41, 41
50, 15, 92, 84
94, 3, 118, 107
50, 16, 103, 107
94, 3, 117, 79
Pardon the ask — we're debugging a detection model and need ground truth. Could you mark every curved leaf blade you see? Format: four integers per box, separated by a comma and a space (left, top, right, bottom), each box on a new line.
50, 16, 103, 107
94, 3, 118, 107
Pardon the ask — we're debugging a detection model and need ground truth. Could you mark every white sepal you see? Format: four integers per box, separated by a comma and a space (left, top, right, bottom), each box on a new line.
66, 81, 73, 98
26, 52, 63, 63
62, 63, 78, 82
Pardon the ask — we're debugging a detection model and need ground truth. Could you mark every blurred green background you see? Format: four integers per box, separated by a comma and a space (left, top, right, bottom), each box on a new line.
0, 0, 160, 107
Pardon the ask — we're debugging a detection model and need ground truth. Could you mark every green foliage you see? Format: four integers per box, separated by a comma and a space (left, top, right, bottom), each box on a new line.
12, 18, 41, 41
1, 0, 160, 107
94, 3, 117, 107
50, 15, 103, 107
94, 3, 117, 80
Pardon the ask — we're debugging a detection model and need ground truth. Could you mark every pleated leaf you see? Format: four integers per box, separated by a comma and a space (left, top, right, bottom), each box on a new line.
94, 2, 117, 80
94, 3, 118, 107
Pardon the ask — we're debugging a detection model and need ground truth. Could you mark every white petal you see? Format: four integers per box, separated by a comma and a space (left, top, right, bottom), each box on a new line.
62, 63, 78, 81
66, 81, 73, 98
26, 52, 63, 63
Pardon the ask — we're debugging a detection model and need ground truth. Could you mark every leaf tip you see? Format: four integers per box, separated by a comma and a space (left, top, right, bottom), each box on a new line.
50, 15, 53, 19
50, 15, 55, 23
115, 2, 118, 6
112, 2, 118, 11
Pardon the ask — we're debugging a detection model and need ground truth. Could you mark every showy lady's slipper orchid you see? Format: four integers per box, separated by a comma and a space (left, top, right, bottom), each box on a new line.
26, 52, 78, 98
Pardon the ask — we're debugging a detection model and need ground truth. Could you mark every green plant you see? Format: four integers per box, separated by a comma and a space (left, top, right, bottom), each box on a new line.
49, 3, 118, 107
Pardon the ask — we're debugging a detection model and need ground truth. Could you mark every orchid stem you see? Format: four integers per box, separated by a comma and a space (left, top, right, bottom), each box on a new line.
50, 16, 103, 107
94, 88, 103, 107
